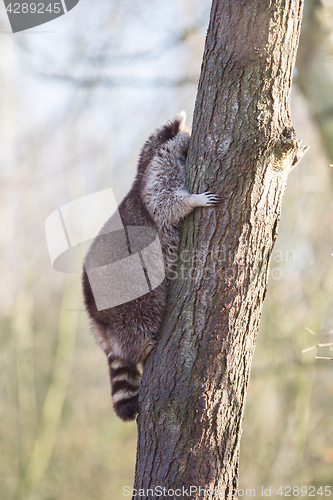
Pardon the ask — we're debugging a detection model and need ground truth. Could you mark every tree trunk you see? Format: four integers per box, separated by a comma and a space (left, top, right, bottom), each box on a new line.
133, 1, 306, 498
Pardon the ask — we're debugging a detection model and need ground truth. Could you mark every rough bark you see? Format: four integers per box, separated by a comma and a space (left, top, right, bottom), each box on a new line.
133, 1, 306, 499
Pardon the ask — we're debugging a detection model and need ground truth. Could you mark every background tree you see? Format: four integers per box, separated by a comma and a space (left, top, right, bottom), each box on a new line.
297, 0, 333, 163
133, 0, 307, 497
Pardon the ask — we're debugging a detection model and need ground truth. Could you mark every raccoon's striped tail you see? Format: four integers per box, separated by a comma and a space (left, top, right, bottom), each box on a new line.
107, 356, 142, 421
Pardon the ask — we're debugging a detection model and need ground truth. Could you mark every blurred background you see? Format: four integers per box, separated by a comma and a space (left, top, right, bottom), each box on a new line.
0, 0, 332, 499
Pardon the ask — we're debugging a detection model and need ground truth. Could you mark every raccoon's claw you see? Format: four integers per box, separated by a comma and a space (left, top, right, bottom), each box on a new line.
203, 191, 222, 206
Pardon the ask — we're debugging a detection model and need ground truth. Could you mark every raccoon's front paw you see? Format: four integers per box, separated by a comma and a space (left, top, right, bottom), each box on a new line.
201, 191, 222, 206
188, 192, 222, 208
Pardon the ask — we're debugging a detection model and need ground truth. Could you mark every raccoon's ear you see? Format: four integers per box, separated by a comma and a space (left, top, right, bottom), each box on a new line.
176, 110, 187, 130
159, 111, 187, 142
160, 120, 181, 142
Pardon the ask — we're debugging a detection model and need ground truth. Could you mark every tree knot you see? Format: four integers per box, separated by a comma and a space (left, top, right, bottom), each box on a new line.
281, 126, 297, 151
270, 127, 299, 171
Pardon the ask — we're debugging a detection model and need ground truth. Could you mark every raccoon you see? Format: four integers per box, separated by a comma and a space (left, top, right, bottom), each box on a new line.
82, 112, 221, 421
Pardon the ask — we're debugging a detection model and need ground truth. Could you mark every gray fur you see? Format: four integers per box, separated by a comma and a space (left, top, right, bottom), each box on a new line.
82, 113, 221, 421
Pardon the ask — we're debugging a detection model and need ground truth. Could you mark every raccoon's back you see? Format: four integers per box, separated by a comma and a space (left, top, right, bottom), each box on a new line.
82, 186, 167, 329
